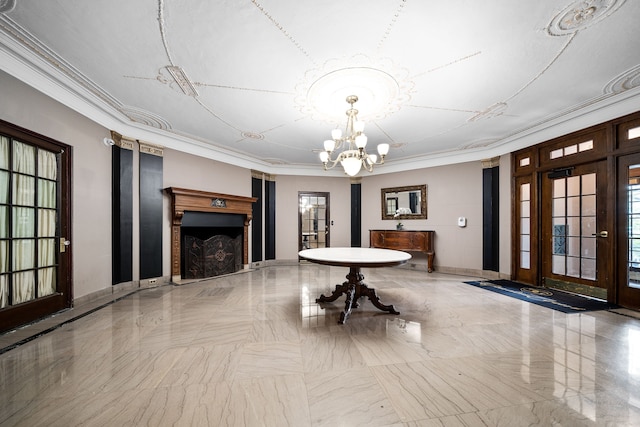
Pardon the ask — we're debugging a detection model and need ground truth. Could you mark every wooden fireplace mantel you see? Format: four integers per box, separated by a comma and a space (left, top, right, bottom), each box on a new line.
166, 187, 257, 279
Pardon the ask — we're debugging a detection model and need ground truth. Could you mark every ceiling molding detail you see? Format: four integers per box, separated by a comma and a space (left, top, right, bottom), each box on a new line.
0, 0, 16, 14
295, 55, 414, 123
604, 65, 640, 94
547, 0, 626, 36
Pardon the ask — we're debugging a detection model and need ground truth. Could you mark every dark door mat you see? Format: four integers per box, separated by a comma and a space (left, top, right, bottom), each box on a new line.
463, 279, 618, 313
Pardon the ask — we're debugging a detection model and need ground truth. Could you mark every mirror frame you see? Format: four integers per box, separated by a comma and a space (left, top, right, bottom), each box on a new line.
381, 184, 427, 220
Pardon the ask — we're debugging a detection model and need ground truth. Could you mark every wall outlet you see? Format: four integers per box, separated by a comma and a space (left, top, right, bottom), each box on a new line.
149, 278, 157, 284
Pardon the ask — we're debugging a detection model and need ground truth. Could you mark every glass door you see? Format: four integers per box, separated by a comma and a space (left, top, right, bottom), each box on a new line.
541, 161, 610, 297
617, 154, 640, 310
298, 192, 329, 251
0, 123, 71, 333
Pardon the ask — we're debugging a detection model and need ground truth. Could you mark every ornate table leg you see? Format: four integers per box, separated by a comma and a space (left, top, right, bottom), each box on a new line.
316, 266, 400, 324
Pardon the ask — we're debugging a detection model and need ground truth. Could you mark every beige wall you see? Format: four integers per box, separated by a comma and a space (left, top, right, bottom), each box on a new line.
274, 175, 352, 259
162, 148, 252, 277
361, 163, 485, 272
0, 69, 513, 306
0, 70, 113, 300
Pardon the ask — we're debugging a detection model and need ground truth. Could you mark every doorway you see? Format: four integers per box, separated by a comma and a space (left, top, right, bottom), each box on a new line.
298, 192, 329, 251
617, 154, 640, 310
540, 161, 610, 298
0, 121, 72, 333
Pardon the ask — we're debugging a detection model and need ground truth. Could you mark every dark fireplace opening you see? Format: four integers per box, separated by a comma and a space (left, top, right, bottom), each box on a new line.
180, 212, 245, 279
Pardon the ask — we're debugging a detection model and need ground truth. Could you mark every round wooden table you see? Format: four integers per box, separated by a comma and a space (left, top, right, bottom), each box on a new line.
299, 247, 411, 324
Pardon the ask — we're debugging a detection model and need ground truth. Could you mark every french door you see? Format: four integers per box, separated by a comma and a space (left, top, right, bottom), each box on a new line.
617, 153, 640, 310
0, 120, 71, 333
298, 192, 329, 251
540, 161, 610, 296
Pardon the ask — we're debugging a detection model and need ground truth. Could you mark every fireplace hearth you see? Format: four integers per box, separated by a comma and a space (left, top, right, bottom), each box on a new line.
182, 227, 242, 279
166, 187, 257, 282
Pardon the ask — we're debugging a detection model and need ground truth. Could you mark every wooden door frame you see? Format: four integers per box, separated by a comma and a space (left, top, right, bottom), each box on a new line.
298, 191, 330, 252
539, 161, 610, 295
616, 152, 640, 309
0, 119, 72, 333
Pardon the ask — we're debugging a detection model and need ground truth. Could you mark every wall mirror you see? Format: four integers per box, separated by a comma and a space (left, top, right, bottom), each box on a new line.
381, 184, 427, 220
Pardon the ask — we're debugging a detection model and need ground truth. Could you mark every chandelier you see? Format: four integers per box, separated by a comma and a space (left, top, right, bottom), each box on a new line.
319, 95, 389, 176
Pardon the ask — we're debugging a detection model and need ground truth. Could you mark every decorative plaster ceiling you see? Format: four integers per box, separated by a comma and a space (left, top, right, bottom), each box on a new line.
0, 0, 639, 176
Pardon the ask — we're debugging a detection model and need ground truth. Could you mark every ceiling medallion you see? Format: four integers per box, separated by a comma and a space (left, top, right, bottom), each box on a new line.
241, 131, 265, 140
547, 0, 626, 36
0, 0, 15, 13
295, 55, 414, 124
604, 64, 640, 94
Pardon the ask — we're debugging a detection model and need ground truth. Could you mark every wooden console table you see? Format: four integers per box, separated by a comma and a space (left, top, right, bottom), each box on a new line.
369, 230, 435, 272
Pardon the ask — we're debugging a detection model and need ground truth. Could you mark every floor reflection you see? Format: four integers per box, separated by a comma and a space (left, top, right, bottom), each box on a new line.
1, 265, 640, 426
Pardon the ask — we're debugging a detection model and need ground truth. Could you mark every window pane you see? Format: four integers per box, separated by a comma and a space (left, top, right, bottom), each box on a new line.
13, 207, 34, 238
0, 136, 8, 169
567, 176, 580, 196
0, 275, 7, 308
0, 241, 7, 273
582, 216, 596, 237
521, 200, 530, 217
13, 141, 35, 175
13, 239, 35, 270
521, 251, 530, 269
582, 173, 596, 194
38, 149, 57, 180
553, 198, 565, 216
552, 255, 565, 275
566, 217, 580, 237
38, 179, 56, 208
581, 258, 596, 280
567, 236, 581, 257
581, 195, 596, 216
582, 237, 596, 258
521, 183, 530, 200
38, 209, 56, 237
13, 271, 35, 304
12, 174, 35, 206
521, 218, 530, 234
38, 267, 56, 297
0, 170, 7, 203
38, 238, 56, 267
567, 256, 580, 277
567, 196, 580, 217
0, 206, 7, 238
553, 178, 566, 197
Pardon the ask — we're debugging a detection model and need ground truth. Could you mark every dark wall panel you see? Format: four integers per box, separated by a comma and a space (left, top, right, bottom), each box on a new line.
139, 152, 163, 279
265, 180, 276, 260
251, 177, 263, 262
351, 182, 362, 247
482, 166, 500, 271
112, 146, 133, 284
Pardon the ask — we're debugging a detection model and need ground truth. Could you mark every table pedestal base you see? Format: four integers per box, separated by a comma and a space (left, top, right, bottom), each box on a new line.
315, 267, 400, 324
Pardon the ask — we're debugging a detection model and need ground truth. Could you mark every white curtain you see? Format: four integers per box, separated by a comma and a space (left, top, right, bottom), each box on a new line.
11, 141, 36, 304
0, 141, 57, 306
0, 137, 7, 307
37, 149, 57, 297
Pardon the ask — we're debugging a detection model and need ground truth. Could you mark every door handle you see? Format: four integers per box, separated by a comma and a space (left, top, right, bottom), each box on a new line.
592, 231, 608, 238
60, 238, 71, 252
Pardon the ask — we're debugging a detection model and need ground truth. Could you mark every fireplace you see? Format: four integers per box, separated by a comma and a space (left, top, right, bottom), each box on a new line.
166, 187, 257, 281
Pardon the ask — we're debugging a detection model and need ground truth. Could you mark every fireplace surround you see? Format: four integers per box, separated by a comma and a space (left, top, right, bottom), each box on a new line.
166, 187, 257, 281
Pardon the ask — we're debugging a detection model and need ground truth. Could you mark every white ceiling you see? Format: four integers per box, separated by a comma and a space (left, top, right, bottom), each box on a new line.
1, 0, 639, 176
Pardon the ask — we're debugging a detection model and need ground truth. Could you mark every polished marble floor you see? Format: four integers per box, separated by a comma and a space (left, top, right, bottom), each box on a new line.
1, 264, 640, 426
